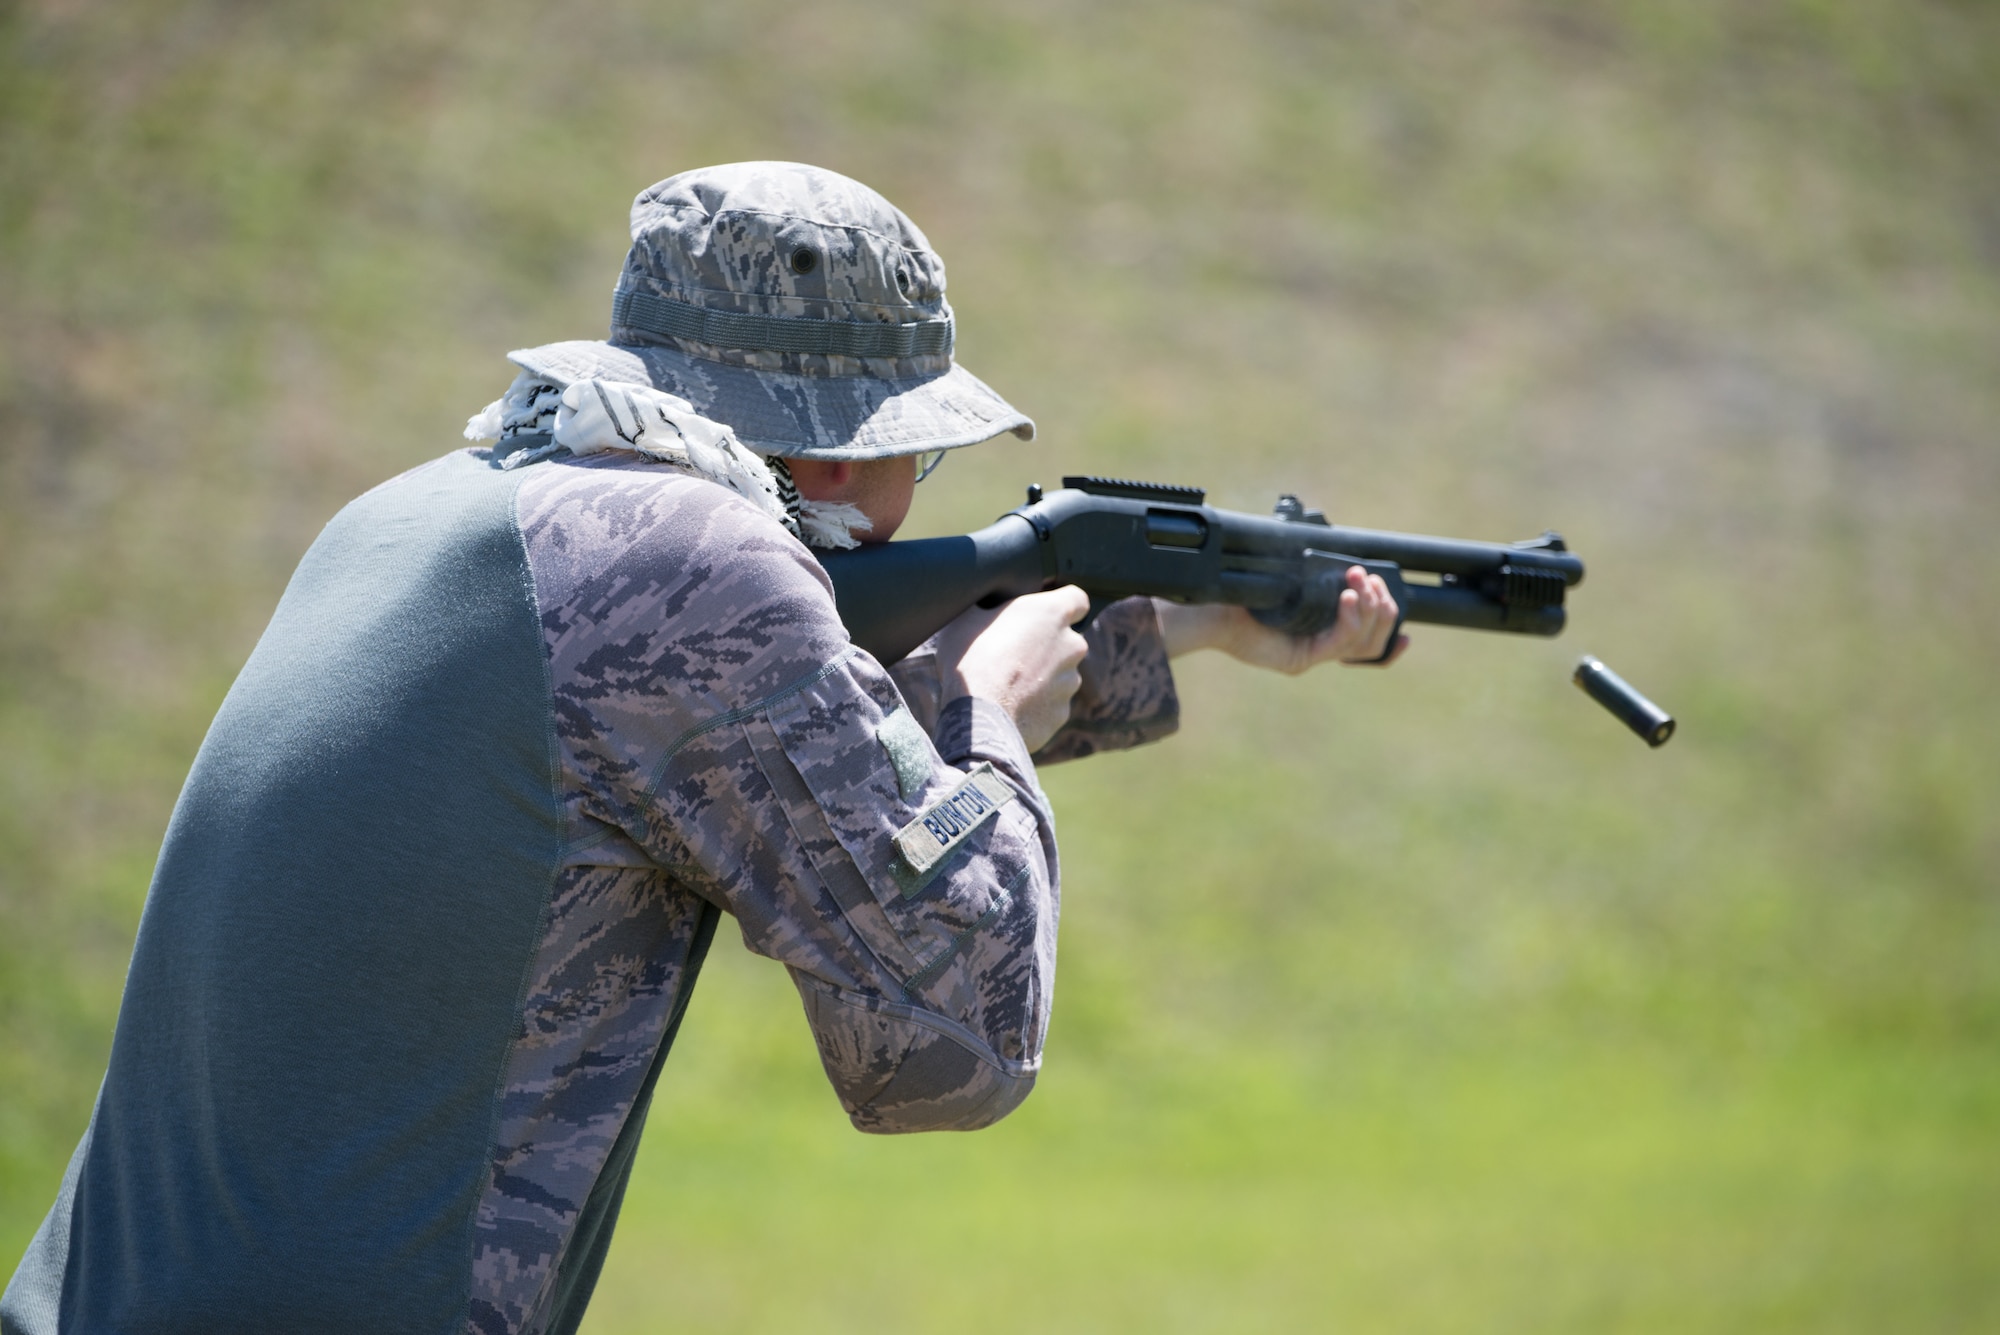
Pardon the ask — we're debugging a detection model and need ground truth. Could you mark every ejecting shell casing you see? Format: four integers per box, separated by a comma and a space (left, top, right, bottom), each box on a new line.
1573, 655, 1676, 747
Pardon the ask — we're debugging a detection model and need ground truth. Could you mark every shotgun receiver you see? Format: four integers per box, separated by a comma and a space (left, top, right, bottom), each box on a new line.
816, 475, 1585, 667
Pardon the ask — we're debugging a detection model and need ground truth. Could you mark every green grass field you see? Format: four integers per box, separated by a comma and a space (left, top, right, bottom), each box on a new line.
3, 2, 1996, 1328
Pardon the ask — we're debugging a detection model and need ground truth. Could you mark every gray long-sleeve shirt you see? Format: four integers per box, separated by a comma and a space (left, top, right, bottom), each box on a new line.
2, 447, 1177, 1335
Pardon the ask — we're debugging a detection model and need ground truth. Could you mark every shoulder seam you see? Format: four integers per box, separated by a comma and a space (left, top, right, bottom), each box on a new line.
503, 476, 569, 866
456, 461, 568, 1330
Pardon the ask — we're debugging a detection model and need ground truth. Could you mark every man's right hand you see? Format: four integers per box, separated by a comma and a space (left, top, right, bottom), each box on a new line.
934, 586, 1091, 753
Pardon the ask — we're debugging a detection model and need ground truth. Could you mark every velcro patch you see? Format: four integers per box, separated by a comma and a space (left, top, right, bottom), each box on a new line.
876, 707, 936, 800
893, 764, 1015, 876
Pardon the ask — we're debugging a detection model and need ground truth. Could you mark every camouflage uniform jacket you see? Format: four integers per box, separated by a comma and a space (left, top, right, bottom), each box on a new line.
1, 448, 1177, 1335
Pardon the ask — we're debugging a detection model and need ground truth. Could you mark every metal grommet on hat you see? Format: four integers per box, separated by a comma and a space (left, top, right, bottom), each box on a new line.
507, 161, 1035, 460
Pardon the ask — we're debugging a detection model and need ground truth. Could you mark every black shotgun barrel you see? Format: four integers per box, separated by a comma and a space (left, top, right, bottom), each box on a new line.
817, 481, 1676, 753
818, 481, 1589, 665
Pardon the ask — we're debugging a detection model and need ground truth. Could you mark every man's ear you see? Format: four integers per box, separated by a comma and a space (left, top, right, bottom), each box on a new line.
788, 458, 855, 499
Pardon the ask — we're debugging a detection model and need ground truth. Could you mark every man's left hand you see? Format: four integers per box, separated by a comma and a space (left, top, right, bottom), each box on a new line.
1153, 565, 1410, 673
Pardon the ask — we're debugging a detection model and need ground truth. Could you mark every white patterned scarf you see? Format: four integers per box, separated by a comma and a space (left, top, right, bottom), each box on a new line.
465, 372, 870, 550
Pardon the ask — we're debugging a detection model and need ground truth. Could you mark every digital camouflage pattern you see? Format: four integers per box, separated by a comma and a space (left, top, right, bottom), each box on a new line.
465, 864, 711, 1334
621, 162, 958, 376
465, 450, 1177, 1328
507, 161, 1036, 459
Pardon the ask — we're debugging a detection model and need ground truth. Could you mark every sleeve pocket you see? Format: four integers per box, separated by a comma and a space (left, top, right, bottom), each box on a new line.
746, 658, 1045, 1004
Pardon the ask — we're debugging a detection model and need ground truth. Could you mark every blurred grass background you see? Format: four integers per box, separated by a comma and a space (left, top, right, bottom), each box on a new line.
3, 0, 1997, 1328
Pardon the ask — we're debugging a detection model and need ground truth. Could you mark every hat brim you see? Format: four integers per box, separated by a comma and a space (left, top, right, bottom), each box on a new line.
506, 340, 1034, 460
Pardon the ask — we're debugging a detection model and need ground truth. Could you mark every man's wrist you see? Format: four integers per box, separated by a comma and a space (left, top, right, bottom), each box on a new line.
941, 667, 1015, 719
935, 695, 1038, 782
1153, 599, 1238, 659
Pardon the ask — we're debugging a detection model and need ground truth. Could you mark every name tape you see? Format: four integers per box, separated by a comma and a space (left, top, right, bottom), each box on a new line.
892, 764, 1016, 875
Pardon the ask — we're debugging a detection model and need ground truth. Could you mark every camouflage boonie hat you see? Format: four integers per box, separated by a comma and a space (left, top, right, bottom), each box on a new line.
508, 161, 1035, 460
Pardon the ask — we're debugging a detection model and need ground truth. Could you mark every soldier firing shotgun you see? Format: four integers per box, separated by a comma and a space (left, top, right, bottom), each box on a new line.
5, 161, 1662, 1335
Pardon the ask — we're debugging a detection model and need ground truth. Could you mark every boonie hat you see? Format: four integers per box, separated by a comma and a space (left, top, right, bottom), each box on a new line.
507, 161, 1035, 459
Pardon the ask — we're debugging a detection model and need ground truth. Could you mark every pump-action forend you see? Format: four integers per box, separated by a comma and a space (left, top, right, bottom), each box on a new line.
817, 475, 1586, 668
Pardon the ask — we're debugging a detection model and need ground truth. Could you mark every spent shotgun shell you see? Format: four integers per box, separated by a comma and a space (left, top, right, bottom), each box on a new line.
1573, 655, 1675, 747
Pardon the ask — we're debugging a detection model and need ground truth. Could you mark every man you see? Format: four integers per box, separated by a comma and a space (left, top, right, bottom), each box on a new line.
3, 162, 1401, 1334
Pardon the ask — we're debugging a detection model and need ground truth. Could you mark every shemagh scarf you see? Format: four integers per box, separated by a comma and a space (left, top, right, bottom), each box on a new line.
464, 372, 870, 550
